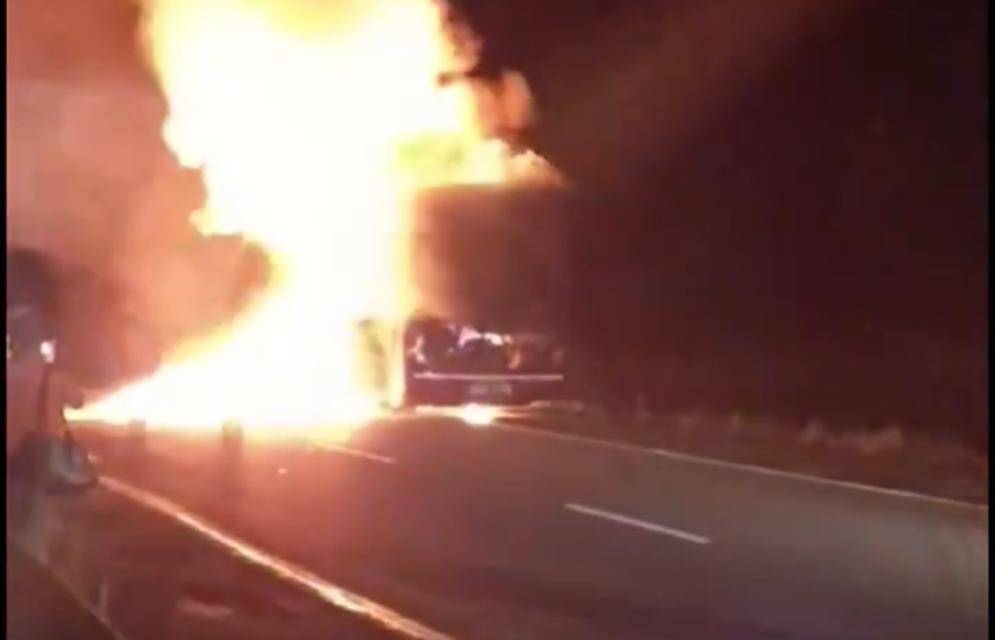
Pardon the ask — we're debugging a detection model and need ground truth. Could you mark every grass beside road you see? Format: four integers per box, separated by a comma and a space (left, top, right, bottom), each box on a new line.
502, 405, 988, 505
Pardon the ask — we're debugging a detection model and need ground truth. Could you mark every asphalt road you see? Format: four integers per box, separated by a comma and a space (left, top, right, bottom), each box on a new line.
75, 414, 988, 640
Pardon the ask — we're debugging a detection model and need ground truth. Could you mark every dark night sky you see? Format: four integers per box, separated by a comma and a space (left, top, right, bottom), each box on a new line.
455, 0, 987, 362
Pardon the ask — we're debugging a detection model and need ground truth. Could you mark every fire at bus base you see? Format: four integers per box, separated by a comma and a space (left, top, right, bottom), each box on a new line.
68, 0, 561, 439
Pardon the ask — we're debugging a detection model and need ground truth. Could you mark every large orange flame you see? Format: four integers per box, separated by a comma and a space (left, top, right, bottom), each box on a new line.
70, 0, 558, 437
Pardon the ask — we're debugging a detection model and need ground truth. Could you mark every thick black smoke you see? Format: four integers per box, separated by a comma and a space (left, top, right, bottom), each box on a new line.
412, 185, 568, 333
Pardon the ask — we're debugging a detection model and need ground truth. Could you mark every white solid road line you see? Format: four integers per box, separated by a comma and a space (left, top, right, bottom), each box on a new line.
498, 422, 988, 512
101, 477, 455, 640
565, 503, 712, 545
646, 446, 988, 511
311, 441, 397, 465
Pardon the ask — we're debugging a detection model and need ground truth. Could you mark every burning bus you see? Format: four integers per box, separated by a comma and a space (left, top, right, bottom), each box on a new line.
356, 315, 565, 409
356, 183, 569, 410
399, 316, 565, 407
404, 184, 567, 408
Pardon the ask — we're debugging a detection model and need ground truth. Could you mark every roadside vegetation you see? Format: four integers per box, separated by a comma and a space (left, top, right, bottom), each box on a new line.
512, 401, 988, 504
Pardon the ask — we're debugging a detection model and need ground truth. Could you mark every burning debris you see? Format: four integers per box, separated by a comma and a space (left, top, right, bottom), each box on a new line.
70, 0, 562, 434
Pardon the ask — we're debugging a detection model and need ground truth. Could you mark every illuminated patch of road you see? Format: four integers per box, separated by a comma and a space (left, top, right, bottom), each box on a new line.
565, 503, 712, 545
412, 404, 500, 428
100, 477, 454, 640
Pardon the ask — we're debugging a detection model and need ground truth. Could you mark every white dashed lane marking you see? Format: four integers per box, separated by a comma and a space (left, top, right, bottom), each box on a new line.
565, 503, 712, 545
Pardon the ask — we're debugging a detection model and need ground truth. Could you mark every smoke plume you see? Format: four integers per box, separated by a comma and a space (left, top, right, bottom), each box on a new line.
7, 0, 269, 387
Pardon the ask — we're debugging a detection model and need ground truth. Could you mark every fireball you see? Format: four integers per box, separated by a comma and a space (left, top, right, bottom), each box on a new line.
69, 0, 559, 437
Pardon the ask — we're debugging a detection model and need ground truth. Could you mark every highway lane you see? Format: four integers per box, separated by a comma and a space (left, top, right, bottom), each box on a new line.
76, 416, 988, 639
